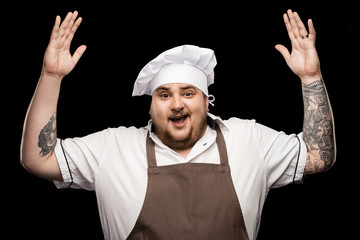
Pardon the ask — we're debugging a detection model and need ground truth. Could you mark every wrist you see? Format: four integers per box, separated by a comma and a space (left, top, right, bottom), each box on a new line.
299, 73, 322, 85
40, 70, 65, 83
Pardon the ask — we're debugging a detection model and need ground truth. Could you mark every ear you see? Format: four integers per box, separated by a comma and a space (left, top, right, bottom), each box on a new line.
205, 97, 209, 112
149, 100, 153, 118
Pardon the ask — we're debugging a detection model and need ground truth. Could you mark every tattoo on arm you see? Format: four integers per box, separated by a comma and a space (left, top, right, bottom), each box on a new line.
302, 80, 335, 174
38, 112, 57, 157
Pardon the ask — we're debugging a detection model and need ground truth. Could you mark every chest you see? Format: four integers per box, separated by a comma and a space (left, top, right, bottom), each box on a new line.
95, 143, 266, 239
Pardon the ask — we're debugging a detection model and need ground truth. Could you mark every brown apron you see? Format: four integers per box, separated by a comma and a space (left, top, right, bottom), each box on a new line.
127, 125, 249, 240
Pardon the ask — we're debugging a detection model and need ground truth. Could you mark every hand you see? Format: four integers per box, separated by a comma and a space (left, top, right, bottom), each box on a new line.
275, 10, 321, 84
42, 11, 86, 79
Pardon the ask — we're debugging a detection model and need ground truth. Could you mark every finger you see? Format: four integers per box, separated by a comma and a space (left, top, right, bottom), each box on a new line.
64, 11, 79, 39
283, 13, 295, 41
52, 15, 61, 34
72, 45, 87, 64
293, 12, 308, 38
49, 15, 61, 42
71, 11, 79, 22
67, 16, 83, 44
275, 44, 291, 63
287, 9, 300, 38
71, 13, 82, 33
59, 12, 73, 38
72, 15, 82, 33
308, 19, 316, 41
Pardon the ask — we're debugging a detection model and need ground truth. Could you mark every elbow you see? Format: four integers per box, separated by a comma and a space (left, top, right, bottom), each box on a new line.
20, 142, 35, 172
20, 139, 32, 170
19, 146, 44, 175
324, 146, 337, 172
19, 146, 29, 170
19, 150, 56, 180
305, 147, 336, 175
322, 139, 337, 172
20, 139, 45, 174
20, 152, 37, 174
20, 139, 61, 181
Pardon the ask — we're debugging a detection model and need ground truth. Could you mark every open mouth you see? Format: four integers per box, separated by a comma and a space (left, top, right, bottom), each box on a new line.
170, 115, 189, 125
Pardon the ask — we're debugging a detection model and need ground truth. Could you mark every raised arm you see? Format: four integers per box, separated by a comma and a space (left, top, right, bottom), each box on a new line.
275, 10, 336, 174
20, 11, 86, 181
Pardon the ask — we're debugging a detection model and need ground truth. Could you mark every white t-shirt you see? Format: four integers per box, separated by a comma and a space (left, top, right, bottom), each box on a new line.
54, 113, 307, 240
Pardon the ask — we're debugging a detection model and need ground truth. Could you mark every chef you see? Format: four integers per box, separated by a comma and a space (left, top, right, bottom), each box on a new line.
20, 10, 336, 240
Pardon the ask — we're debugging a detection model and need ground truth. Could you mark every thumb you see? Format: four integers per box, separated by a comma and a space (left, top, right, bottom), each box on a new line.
275, 44, 290, 63
72, 45, 87, 64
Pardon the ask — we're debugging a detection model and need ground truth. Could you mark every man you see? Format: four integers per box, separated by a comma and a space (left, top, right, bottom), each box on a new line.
20, 9, 336, 240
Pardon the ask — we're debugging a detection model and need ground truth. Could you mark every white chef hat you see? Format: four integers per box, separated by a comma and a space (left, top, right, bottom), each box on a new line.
132, 44, 217, 100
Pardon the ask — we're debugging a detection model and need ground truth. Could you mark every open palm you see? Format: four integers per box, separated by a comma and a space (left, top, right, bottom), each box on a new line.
275, 10, 321, 83
42, 11, 86, 78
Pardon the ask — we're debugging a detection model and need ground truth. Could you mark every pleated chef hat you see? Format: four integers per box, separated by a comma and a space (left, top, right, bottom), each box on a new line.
132, 45, 217, 97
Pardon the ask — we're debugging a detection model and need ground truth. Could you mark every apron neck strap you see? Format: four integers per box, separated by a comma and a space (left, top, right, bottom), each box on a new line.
215, 124, 229, 166
146, 132, 157, 168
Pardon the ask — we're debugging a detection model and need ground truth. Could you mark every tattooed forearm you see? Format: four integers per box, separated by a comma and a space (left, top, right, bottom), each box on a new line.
302, 80, 335, 174
38, 112, 57, 157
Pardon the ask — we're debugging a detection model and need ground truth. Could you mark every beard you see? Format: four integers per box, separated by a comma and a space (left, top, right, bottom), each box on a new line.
152, 112, 208, 151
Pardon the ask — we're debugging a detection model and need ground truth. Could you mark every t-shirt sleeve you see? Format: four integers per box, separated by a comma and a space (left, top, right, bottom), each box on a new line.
53, 128, 113, 190
254, 122, 307, 189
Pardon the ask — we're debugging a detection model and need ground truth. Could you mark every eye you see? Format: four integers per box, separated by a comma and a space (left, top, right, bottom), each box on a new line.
183, 91, 195, 97
161, 93, 169, 99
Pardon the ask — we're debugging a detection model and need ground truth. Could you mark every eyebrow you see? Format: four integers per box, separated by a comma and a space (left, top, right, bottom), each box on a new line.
155, 86, 197, 92
155, 87, 170, 92
180, 86, 197, 91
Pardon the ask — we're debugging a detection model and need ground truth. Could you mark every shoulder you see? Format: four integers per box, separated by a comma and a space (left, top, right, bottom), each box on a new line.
64, 125, 149, 152
208, 112, 257, 133
209, 113, 283, 143
219, 116, 282, 138
102, 125, 148, 147
223, 117, 256, 129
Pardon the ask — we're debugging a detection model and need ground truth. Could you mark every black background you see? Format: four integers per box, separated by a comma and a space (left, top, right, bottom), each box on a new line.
5, 1, 358, 239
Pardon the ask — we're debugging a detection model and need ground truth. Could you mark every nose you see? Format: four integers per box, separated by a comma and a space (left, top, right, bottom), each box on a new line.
171, 94, 184, 112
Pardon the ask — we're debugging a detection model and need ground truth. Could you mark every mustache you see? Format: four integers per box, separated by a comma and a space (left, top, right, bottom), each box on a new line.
168, 111, 189, 120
